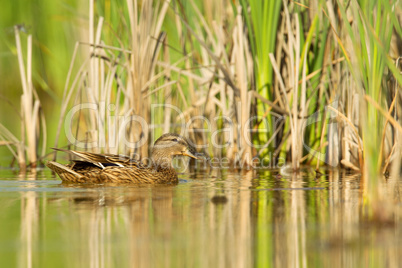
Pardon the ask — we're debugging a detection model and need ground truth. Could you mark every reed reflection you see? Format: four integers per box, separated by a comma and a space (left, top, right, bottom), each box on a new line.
44, 170, 256, 267
12, 169, 402, 267
19, 170, 39, 268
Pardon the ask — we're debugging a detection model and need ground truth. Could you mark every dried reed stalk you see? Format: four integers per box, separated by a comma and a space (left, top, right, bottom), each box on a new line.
0, 26, 47, 169
53, 0, 170, 160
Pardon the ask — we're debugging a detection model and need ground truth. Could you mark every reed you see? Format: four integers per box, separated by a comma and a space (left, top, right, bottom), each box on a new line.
178, 1, 255, 166
332, 0, 402, 211
0, 26, 47, 169
239, 0, 282, 159
53, 0, 171, 161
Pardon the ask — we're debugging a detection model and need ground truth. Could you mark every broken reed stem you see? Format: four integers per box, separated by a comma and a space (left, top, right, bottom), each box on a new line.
327, 106, 364, 170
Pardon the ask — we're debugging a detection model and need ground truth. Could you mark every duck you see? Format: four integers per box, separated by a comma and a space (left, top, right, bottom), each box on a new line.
46, 133, 200, 184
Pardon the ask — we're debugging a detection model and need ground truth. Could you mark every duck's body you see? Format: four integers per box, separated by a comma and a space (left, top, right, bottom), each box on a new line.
46, 158, 179, 184
46, 133, 198, 184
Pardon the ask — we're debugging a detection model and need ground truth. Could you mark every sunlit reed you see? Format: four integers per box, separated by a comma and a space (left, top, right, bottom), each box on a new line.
0, 26, 47, 169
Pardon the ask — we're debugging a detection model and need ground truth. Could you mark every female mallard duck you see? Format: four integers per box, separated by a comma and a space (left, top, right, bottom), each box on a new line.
46, 133, 199, 184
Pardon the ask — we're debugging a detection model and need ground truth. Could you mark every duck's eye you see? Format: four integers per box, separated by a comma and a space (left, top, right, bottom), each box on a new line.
171, 138, 178, 142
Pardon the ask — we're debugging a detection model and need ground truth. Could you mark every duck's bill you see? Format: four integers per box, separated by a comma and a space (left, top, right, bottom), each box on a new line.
182, 150, 199, 160
182, 150, 212, 161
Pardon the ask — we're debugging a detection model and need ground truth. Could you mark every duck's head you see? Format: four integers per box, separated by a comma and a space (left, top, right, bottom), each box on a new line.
151, 133, 199, 168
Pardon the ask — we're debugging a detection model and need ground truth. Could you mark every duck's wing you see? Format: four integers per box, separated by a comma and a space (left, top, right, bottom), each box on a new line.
46, 161, 86, 183
104, 155, 133, 167
52, 148, 131, 169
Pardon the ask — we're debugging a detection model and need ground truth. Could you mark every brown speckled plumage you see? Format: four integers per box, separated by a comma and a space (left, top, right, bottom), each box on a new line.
46, 133, 198, 184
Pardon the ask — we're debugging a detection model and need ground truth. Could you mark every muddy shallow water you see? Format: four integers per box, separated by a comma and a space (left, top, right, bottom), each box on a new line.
0, 167, 401, 267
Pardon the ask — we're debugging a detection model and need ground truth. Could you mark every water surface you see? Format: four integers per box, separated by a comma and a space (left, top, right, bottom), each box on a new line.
0, 168, 401, 267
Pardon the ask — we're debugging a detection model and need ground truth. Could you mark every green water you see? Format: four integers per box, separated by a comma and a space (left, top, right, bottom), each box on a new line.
0, 168, 401, 267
